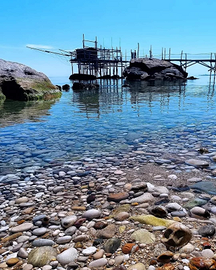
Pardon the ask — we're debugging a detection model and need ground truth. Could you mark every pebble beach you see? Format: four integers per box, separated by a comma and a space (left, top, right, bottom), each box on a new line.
1, 146, 216, 270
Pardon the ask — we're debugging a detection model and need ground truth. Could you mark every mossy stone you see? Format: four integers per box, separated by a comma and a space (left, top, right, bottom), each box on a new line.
28, 246, 57, 267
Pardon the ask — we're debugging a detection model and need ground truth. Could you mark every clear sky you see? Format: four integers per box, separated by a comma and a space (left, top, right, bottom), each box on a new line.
1, 0, 216, 77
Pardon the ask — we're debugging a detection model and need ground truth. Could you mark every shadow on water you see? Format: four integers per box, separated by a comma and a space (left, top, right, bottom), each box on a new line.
0, 99, 58, 127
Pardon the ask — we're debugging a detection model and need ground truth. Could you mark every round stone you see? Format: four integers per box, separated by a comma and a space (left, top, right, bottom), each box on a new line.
28, 246, 57, 267
82, 246, 97, 256
32, 227, 47, 236
82, 209, 101, 220
57, 247, 78, 266
11, 223, 33, 233
88, 258, 108, 268
61, 215, 77, 228
201, 249, 214, 258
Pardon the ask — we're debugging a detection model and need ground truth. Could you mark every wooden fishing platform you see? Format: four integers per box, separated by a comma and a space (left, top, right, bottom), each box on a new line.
27, 37, 216, 79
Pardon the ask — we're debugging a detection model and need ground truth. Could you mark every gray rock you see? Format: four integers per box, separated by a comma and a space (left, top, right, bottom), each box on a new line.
32, 227, 47, 236
56, 236, 72, 244
123, 58, 187, 80
65, 226, 77, 235
185, 159, 209, 168
32, 239, 55, 247
61, 215, 77, 228
82, 209, 101, 220
17, 247, 28, 258
129, 193, 154, 203
198, 225, 215, 237
82, 246, 97, 256
57, 247, 78, 266
0, 58, 61, 101
103, 238, 121, 253
11, 223, 33, 233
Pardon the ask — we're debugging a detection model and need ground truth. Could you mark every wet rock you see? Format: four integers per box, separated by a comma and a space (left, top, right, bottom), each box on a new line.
28, 246, 57, 267
57, 247, 78, 266
162, 222, 192, 249
104, 238, 121, 253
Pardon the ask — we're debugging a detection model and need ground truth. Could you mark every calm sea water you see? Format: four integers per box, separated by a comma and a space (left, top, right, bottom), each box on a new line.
0, 76, 216, 172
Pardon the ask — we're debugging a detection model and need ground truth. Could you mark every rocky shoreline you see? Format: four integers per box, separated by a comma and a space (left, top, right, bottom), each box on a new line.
1, 148, 216, 269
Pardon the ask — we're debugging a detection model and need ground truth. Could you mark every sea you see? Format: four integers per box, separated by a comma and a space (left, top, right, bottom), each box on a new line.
0, 75, 216, 173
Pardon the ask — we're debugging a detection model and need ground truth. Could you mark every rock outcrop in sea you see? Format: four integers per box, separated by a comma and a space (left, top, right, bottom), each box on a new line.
123, 58, 188, 80
0, 59, 61, 101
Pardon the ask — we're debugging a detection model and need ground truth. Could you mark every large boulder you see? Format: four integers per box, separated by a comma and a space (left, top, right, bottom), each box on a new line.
0, 59, 61, 101
123, 58, 187, 80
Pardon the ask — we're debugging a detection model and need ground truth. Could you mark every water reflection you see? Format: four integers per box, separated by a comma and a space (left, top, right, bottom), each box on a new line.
0, 99, 57, 127
71, 79, 187, 118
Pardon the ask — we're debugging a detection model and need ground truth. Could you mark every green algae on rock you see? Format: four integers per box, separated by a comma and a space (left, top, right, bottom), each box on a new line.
0, 58, 62, 101
130, 214, 175, 227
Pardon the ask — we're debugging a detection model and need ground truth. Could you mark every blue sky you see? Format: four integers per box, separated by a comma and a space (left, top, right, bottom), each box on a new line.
1, 0, 216, 77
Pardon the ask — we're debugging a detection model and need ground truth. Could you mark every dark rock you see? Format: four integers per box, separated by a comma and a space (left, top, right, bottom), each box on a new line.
93, 238, 104, 246
62, 84, 70, 91
69, 73, 96, 80
87, 194, 96, 203
56, 85, 61, 90
0, 59, 61, 101
198, 225, 215, 237
150, 206, 168, 218
187, 76, 198, 80
123, 58, 187, 81
103, 238, 121, 253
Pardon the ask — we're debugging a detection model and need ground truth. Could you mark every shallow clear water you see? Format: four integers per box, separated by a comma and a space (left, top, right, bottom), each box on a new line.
0, 76, 216, 172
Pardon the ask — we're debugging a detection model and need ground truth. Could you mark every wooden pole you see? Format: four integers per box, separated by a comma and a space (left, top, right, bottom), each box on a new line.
83, 34, 85, 48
